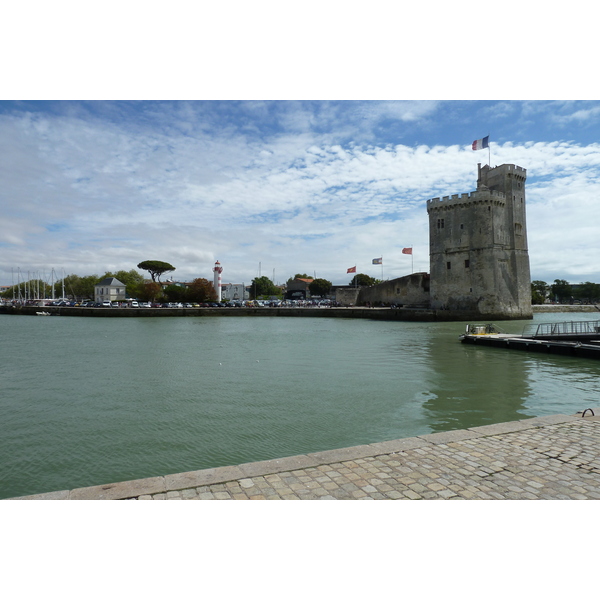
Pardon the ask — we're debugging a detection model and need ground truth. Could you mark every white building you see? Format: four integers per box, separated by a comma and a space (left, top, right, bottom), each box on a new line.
94, 277, 127, 304
221, 283, 248, 302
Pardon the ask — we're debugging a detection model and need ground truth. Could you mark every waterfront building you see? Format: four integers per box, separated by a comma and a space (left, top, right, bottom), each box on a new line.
221, 283, 248, 302
285, 277, 313, 300
94, 277, 127, 304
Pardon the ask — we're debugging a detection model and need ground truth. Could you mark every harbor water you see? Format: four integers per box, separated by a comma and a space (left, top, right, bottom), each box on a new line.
2, 312, 600, 499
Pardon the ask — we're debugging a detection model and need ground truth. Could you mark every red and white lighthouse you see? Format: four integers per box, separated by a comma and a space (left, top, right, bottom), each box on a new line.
213, 260, 223, 301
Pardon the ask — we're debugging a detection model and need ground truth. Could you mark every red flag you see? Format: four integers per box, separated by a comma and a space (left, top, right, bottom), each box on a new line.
347, 266, 356, 273
402, 247, 412, 255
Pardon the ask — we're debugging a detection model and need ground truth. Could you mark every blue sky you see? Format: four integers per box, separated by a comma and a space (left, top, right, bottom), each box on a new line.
2, 5, 599, 289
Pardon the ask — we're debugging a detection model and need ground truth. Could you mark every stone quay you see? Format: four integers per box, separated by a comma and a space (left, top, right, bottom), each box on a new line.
8, 409, 600, 500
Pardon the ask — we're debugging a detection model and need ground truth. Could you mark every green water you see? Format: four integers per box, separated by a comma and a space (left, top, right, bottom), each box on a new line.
1, 312, 599, 499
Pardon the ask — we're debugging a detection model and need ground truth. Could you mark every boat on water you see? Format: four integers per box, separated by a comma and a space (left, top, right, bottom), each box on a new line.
35, 311, 51, 316
460, 323, 504, 338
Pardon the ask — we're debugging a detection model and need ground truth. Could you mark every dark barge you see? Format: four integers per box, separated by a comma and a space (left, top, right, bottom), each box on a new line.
460, 320, 600, 359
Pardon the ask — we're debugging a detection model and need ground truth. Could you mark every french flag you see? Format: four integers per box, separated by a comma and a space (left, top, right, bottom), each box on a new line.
472, 136, 489, 151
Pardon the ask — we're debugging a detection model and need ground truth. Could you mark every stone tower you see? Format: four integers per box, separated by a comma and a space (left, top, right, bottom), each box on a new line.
426, 163, 532, 319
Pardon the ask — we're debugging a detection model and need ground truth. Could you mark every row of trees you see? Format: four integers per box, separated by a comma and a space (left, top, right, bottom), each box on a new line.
531, 279, 600, 304
9, 260, 596, 306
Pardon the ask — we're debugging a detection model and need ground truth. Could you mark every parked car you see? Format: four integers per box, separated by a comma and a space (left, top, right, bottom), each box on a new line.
101, 301, 113, 307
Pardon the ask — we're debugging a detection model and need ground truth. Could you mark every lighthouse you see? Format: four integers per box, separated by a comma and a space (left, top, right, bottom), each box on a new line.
213, 260, 223, 302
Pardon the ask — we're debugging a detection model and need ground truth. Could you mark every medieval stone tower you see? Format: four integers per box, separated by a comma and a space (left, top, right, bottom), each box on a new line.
426, 163, 532, 319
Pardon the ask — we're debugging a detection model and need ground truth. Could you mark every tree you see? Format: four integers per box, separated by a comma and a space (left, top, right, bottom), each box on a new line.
349, 273, 376, 287
137, 260, 175, 283
163, 284, 187, 303
309, 278, 332, 297
1, 278, 52, 300
531, 280, 548, 305
250, 276, 279, 299
138, 281, 163, 303
55, 274, 99, 300
103, 269, 145, 298
572, 282, 600, 303
551, 279, 572, 303
188, 278, 217, 303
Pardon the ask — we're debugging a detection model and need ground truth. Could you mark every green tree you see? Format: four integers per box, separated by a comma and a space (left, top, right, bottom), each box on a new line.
349, 273, 376, 287
163, 284, 187, 303
309, 278, 332, 297
250, 276, 279, 299
55, 274, 99, 300
137, 260, 175, 283
531, 280, 548, 305
551, 279, 572, 303
572, 282, 600, 303
1, 278, 52, 300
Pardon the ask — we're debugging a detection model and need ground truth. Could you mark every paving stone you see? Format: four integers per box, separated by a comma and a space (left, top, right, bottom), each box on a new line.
12, 415, 600, 502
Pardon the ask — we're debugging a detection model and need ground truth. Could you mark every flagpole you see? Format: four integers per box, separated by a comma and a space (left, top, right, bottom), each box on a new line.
488, 133, 491, 166
411, 246, 414, 274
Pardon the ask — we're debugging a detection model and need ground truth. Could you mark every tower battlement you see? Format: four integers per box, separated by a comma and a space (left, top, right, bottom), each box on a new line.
426, 189, 505, 212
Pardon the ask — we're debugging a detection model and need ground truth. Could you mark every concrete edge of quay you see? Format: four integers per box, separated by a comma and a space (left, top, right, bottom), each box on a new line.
4, 303, 597, 322
8, 408, 600, 500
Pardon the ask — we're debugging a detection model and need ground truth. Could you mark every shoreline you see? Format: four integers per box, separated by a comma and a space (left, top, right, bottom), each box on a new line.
8, 409, 599, 500
2, 303, 597, 321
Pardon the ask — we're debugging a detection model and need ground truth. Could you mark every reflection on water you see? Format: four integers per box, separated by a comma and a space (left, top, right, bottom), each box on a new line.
1, 312, 599, 498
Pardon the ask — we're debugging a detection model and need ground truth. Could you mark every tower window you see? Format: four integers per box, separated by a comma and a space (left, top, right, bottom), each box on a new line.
465, 259, 470, 268
446, 262, 451, 270
437, 218, 445, 229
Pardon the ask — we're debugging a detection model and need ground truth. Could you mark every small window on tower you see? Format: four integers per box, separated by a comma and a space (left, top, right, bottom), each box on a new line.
447, 262, 451, 270
465, 259, 470, 268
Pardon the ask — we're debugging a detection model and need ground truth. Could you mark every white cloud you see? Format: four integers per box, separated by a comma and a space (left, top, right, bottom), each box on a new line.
1, 103, 600, 288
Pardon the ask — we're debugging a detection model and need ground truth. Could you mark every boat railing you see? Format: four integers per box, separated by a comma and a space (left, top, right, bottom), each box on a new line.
522, 320, 600, 338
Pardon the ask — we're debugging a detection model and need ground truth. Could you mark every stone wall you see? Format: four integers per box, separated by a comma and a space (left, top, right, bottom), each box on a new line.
356, 273, 430, 307
335, 287, 360, 306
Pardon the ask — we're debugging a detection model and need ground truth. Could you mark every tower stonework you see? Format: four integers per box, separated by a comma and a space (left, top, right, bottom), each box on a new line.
426, 163, 532, 319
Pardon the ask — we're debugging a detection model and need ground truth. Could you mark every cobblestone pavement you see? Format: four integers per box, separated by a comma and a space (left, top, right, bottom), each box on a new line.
12, 412, 600, 500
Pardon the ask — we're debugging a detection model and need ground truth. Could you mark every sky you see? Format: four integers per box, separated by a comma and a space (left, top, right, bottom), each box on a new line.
2, 99, 599, 289
2, 4, 599, 290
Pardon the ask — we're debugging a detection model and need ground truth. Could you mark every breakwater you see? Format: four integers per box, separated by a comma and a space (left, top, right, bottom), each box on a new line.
0, 304, 439, 321
2, 303, 598, 321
